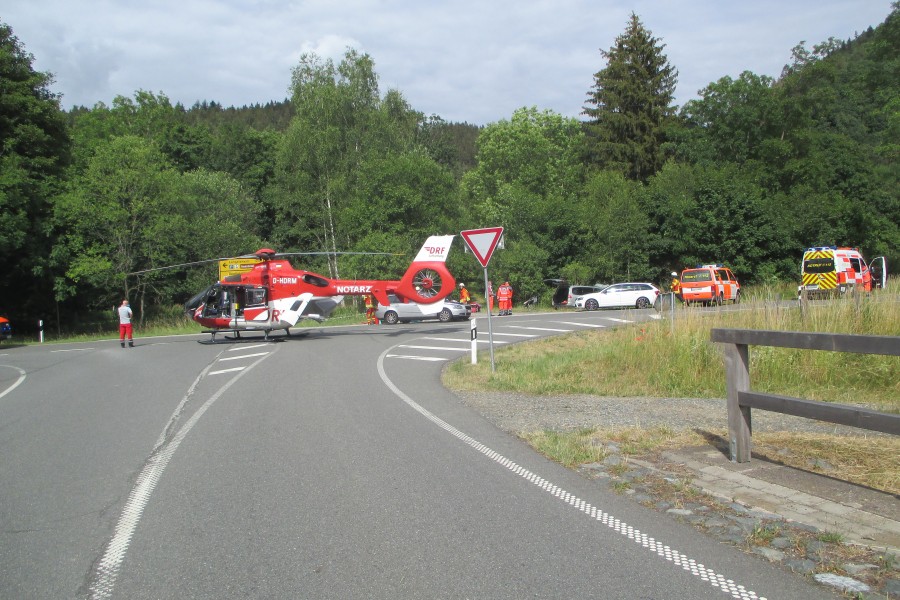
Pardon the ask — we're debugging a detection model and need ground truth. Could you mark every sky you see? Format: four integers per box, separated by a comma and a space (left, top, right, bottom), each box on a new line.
3, 1, 893, 125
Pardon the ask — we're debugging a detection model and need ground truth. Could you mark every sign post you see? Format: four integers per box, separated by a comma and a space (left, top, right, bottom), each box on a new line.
460, 227, 504, 372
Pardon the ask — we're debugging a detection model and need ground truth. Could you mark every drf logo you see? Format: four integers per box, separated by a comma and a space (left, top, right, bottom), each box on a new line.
425, 246, 447, 256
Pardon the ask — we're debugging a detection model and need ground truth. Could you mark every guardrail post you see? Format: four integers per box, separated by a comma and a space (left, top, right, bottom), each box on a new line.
723, 342, 751, 462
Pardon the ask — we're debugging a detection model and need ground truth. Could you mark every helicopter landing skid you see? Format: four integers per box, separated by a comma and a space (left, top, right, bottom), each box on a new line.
199, 329, 283, 344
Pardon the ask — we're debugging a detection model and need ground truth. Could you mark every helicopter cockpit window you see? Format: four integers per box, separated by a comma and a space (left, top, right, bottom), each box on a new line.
202, 285, 222, 318
302, 274, 330, 287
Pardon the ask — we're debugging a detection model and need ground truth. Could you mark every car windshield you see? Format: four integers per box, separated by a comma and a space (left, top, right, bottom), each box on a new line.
682, 270, 712, 282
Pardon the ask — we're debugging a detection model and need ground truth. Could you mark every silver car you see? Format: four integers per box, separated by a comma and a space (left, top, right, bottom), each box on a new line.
376, 294, 471, 324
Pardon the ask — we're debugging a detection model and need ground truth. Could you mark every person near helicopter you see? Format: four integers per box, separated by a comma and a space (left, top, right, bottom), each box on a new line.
497, 281, 513, 316
458, 283, 471, 304
115, 299, 134, 347
487, 281, 495, 315
365, 293, 379, 325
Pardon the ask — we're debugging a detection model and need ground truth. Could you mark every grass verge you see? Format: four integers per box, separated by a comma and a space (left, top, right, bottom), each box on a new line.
444, 291, 899, 493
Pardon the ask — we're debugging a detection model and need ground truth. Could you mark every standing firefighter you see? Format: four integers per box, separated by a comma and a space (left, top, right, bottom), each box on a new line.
364, 294, 379, 325
459, 283, 471, 304
670, 272, 681, 301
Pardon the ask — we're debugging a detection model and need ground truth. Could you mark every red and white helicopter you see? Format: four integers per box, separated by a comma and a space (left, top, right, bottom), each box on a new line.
135, 235, 456, 342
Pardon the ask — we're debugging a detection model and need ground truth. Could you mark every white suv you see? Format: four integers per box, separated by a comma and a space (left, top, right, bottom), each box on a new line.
575, 283, 660, 310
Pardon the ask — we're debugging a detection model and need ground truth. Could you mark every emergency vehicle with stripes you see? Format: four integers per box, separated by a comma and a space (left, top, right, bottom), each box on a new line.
679, 264, 741, 306
798, 246, 887, 298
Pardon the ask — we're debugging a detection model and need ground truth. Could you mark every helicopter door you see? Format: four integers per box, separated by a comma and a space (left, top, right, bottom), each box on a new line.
243, 287, 269, 322
869, 256, 887, 290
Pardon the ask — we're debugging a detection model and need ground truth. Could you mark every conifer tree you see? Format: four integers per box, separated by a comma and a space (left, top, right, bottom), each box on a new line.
583, 13, 677, 182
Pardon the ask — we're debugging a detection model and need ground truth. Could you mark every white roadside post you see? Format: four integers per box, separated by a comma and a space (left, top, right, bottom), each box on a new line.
460, 227, 504, 373
470, 318, 477, 364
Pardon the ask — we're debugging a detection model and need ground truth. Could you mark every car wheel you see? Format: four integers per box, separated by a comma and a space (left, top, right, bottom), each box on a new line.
636, 296, 651, 309
585, 298, 599, 311
438, 308, 453, 322
383, 311, 399, 324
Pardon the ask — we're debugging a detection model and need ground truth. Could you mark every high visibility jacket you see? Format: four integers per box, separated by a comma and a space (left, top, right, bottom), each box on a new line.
497, 284, 512, 300
460, 288, 471, 303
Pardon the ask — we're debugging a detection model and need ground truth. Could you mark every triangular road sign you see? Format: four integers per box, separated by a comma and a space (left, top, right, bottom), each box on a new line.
460, 227, 504, 267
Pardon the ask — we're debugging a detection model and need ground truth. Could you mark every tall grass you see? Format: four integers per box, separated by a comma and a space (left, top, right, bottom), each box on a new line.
444, 292, 899, 412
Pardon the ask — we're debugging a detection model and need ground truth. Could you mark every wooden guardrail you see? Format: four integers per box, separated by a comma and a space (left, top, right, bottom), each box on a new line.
710, 328, 900, 463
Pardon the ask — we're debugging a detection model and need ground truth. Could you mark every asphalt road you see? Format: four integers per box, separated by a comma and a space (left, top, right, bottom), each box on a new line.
0, 308, 839, 599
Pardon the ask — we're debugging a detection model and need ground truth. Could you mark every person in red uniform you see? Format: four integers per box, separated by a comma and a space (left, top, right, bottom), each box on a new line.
487, 281, 495, 315
497, 281, 513, 316
116, 299, 134, 347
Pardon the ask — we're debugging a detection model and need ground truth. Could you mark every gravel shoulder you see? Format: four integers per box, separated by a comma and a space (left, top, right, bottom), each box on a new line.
455, 391, 881, 436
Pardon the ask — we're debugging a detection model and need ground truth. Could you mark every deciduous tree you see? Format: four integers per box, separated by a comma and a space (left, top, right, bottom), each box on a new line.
0, 22, 71, 325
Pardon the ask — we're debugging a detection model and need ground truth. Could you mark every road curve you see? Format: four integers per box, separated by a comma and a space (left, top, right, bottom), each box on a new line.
0, 309, 838, 599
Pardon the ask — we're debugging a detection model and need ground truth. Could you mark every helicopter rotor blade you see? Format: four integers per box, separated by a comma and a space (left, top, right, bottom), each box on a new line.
128, 254, 256, 275
272, 251, 404, 258
129, 251, 403, 276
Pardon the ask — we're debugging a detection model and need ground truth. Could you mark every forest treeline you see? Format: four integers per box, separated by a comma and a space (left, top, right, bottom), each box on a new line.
1, 8, 897, 333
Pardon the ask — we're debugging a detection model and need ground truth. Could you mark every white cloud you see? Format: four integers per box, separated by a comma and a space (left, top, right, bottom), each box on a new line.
2, 0, 892, 123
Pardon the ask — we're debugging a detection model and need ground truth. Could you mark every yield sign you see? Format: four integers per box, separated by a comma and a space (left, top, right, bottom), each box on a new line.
460, 227, 504, 267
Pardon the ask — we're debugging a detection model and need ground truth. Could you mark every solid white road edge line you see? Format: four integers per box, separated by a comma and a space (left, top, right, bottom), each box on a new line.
376, 345, 767, 600
0, 365, 27, 400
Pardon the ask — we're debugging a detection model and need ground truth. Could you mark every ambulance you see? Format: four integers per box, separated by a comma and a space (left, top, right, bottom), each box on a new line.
798, 246, 886, 298
679, 264, 741, 306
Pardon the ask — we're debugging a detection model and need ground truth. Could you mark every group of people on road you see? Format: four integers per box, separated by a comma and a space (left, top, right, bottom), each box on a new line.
484, 280, 514, 316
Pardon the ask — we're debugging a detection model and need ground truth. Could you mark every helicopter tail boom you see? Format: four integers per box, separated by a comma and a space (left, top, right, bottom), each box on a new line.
395, 235, 456, 304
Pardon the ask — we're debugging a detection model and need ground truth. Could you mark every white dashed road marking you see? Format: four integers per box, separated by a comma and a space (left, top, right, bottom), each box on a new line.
490, 332, 538, 338
555, 321, 607, 328
386, 355, 446, 362
422, 337, 508, 344
87, 349, 276, 599
377, 345, 767, 600
397, 344, 468, 352
208, 367, 247, 375
506, 325, 572, 333
228, 344, 270, 351
219, 352, 271, 361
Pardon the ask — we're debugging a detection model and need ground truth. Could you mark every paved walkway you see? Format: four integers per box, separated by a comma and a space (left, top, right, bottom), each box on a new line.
660, 446, 900, 554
